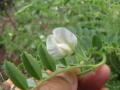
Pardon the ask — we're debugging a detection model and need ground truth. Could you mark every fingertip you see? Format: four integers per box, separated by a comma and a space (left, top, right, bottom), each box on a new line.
96, 64, 111, 78
78, 64, 111, 90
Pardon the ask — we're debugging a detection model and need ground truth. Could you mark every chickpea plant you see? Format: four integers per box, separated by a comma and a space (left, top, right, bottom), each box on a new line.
4, 27, 106, 90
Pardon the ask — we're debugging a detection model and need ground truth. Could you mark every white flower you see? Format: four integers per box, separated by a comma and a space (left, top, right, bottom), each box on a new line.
46, 27, 77, 60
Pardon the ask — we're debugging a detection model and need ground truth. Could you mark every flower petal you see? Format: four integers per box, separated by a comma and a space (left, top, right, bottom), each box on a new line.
57, 43, 73, 55
46, 35, 65, 60
53, 27, 77, 49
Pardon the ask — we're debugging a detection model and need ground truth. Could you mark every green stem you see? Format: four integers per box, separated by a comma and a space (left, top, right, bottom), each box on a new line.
32, 54, 106, 90
14, 2, 33, 16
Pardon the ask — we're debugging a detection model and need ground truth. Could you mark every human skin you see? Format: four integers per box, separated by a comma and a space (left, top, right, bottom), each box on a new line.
36, 64, 111, 90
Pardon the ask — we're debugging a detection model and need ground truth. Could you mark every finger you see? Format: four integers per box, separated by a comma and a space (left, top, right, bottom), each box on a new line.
46, 70, 78, 90
36, 72, 78, 90
36, 77, 72, 90
78, 64, 111, 90
3, 79, 21, 90
59, 71, 78, 90
2, 79, 12, 90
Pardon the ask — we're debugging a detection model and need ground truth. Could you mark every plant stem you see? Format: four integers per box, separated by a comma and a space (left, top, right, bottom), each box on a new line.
14, 2, 34, 16
32, 54, 106, 90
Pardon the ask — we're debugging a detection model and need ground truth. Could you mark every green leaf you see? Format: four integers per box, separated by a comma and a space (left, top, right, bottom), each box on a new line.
64, 0, 70, 4
60, 58, 67, 66
92, 35, 102, 50
22, 52, 42, 80
5, 61, 28, 90
39, 45, 56, 71
0, 36, 4, 44
106, 50, 120, 74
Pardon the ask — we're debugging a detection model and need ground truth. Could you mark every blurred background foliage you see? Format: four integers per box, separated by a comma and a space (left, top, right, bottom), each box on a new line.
0, 0, 120, 89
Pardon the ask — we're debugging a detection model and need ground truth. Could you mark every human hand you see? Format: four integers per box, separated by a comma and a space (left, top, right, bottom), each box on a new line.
3, 64, 110, 90
36, 64, 111, 90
